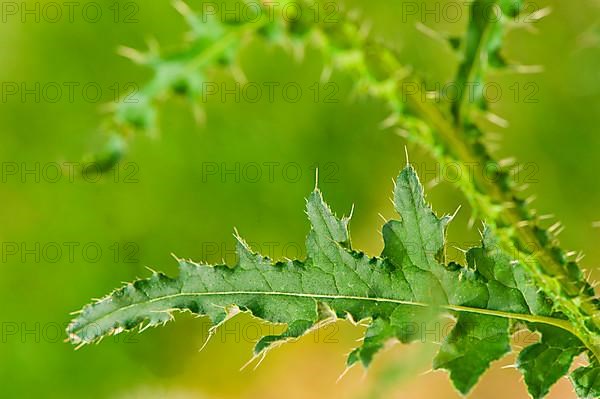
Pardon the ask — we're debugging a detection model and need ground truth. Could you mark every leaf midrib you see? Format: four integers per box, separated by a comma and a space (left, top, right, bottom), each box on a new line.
72, 290, 575, 338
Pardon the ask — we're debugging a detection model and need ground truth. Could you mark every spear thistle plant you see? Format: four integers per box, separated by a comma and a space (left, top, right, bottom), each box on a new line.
72, 1, 600, 397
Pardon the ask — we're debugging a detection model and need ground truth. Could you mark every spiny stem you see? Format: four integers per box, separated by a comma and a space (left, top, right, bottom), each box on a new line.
451, 0, 498, 122
400, 80, 600, 360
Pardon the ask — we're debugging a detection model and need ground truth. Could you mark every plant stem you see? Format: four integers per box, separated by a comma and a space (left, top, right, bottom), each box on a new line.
400, 80, 600, 360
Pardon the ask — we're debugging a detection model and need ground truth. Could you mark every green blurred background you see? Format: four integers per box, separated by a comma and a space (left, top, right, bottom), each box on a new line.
0, 0, 598, 397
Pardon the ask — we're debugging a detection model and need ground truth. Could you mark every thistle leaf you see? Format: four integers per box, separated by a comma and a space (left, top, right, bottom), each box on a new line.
571, 364, 600, 399
517, 324, 585, 399
68, 166, 594, 397
433, 313, 510, 394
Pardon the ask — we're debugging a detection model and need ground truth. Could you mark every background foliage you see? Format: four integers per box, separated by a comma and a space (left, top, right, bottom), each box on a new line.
1, 0, 599, 397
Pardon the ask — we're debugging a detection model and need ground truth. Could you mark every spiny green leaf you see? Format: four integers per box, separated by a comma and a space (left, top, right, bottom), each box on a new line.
433, 313, 509, 394
571, 364, 600, 399
517, 324, 585, 399
68, 166, 592, 397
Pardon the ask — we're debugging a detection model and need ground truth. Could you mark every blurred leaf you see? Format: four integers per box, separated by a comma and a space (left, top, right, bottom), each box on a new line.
571, 364, 600, 399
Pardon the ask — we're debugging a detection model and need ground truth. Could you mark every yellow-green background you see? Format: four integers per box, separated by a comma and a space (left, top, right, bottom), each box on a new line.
0, 0, 598, 397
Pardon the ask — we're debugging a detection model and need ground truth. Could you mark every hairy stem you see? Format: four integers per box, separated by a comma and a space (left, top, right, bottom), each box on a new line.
401, 82, 600, 360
